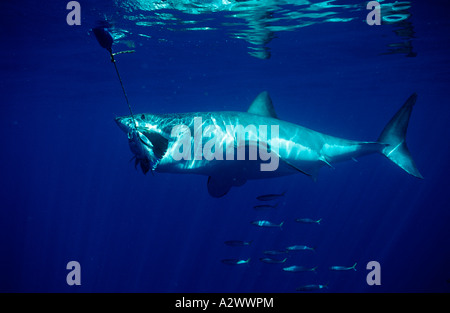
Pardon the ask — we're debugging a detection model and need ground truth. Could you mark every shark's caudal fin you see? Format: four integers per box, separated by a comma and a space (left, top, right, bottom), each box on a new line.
378, 93, 423, 179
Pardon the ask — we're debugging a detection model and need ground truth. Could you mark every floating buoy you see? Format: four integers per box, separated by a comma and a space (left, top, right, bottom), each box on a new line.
92, 26, 113, 53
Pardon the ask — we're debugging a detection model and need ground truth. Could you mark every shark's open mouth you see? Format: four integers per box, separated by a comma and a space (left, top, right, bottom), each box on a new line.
128, 129, 169, 174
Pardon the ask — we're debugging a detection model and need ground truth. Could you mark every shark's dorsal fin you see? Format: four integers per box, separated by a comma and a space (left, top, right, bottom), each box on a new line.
247, 91, 278, 119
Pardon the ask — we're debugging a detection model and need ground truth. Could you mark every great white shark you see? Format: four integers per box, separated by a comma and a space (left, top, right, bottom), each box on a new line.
115, 91, 422, 197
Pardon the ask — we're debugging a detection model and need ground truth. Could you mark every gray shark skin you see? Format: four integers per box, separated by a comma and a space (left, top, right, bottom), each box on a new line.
115, 91, 422, 197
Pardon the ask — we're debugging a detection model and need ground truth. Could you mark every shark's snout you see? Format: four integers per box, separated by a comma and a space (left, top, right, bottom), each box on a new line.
115, 116, 131, 133
115, 116, 123, 126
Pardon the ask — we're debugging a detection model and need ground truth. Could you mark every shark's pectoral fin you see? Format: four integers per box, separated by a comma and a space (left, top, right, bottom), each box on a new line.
207, 176, 232, 198
207, 176, 247, 198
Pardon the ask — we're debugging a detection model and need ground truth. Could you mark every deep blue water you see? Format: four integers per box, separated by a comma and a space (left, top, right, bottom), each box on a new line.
1, 0, 450, 293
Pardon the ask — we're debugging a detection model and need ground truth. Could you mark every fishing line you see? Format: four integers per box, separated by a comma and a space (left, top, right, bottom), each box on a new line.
110, 50, 136, 126
92, 24, 137, 128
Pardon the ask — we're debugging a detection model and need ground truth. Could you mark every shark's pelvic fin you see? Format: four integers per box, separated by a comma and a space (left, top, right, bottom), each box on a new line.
247, 91, 278, 119
279, 156, 313, 178
378, 93, 423, 179
319, 156, 334, 169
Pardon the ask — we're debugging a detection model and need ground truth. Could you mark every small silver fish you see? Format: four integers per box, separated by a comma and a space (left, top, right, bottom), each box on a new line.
296, 283, 328, 291
224, 240, 252, 247
295, 218, 322, 225
283, 265, 317, 272
256, 191, 286, 201
259, 257, 288, 264
263, 249, 288, 255
253, 203, 279, 210
221, 258, 250, 265
286, 245, 315, 252
329, 262, 357, 271
251, 220, 284, 229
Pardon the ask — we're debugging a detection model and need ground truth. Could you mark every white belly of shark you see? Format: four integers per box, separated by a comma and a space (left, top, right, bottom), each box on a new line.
115, 91, 422, 197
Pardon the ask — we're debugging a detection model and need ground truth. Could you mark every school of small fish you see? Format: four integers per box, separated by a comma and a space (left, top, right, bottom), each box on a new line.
221, 191, 357, 292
